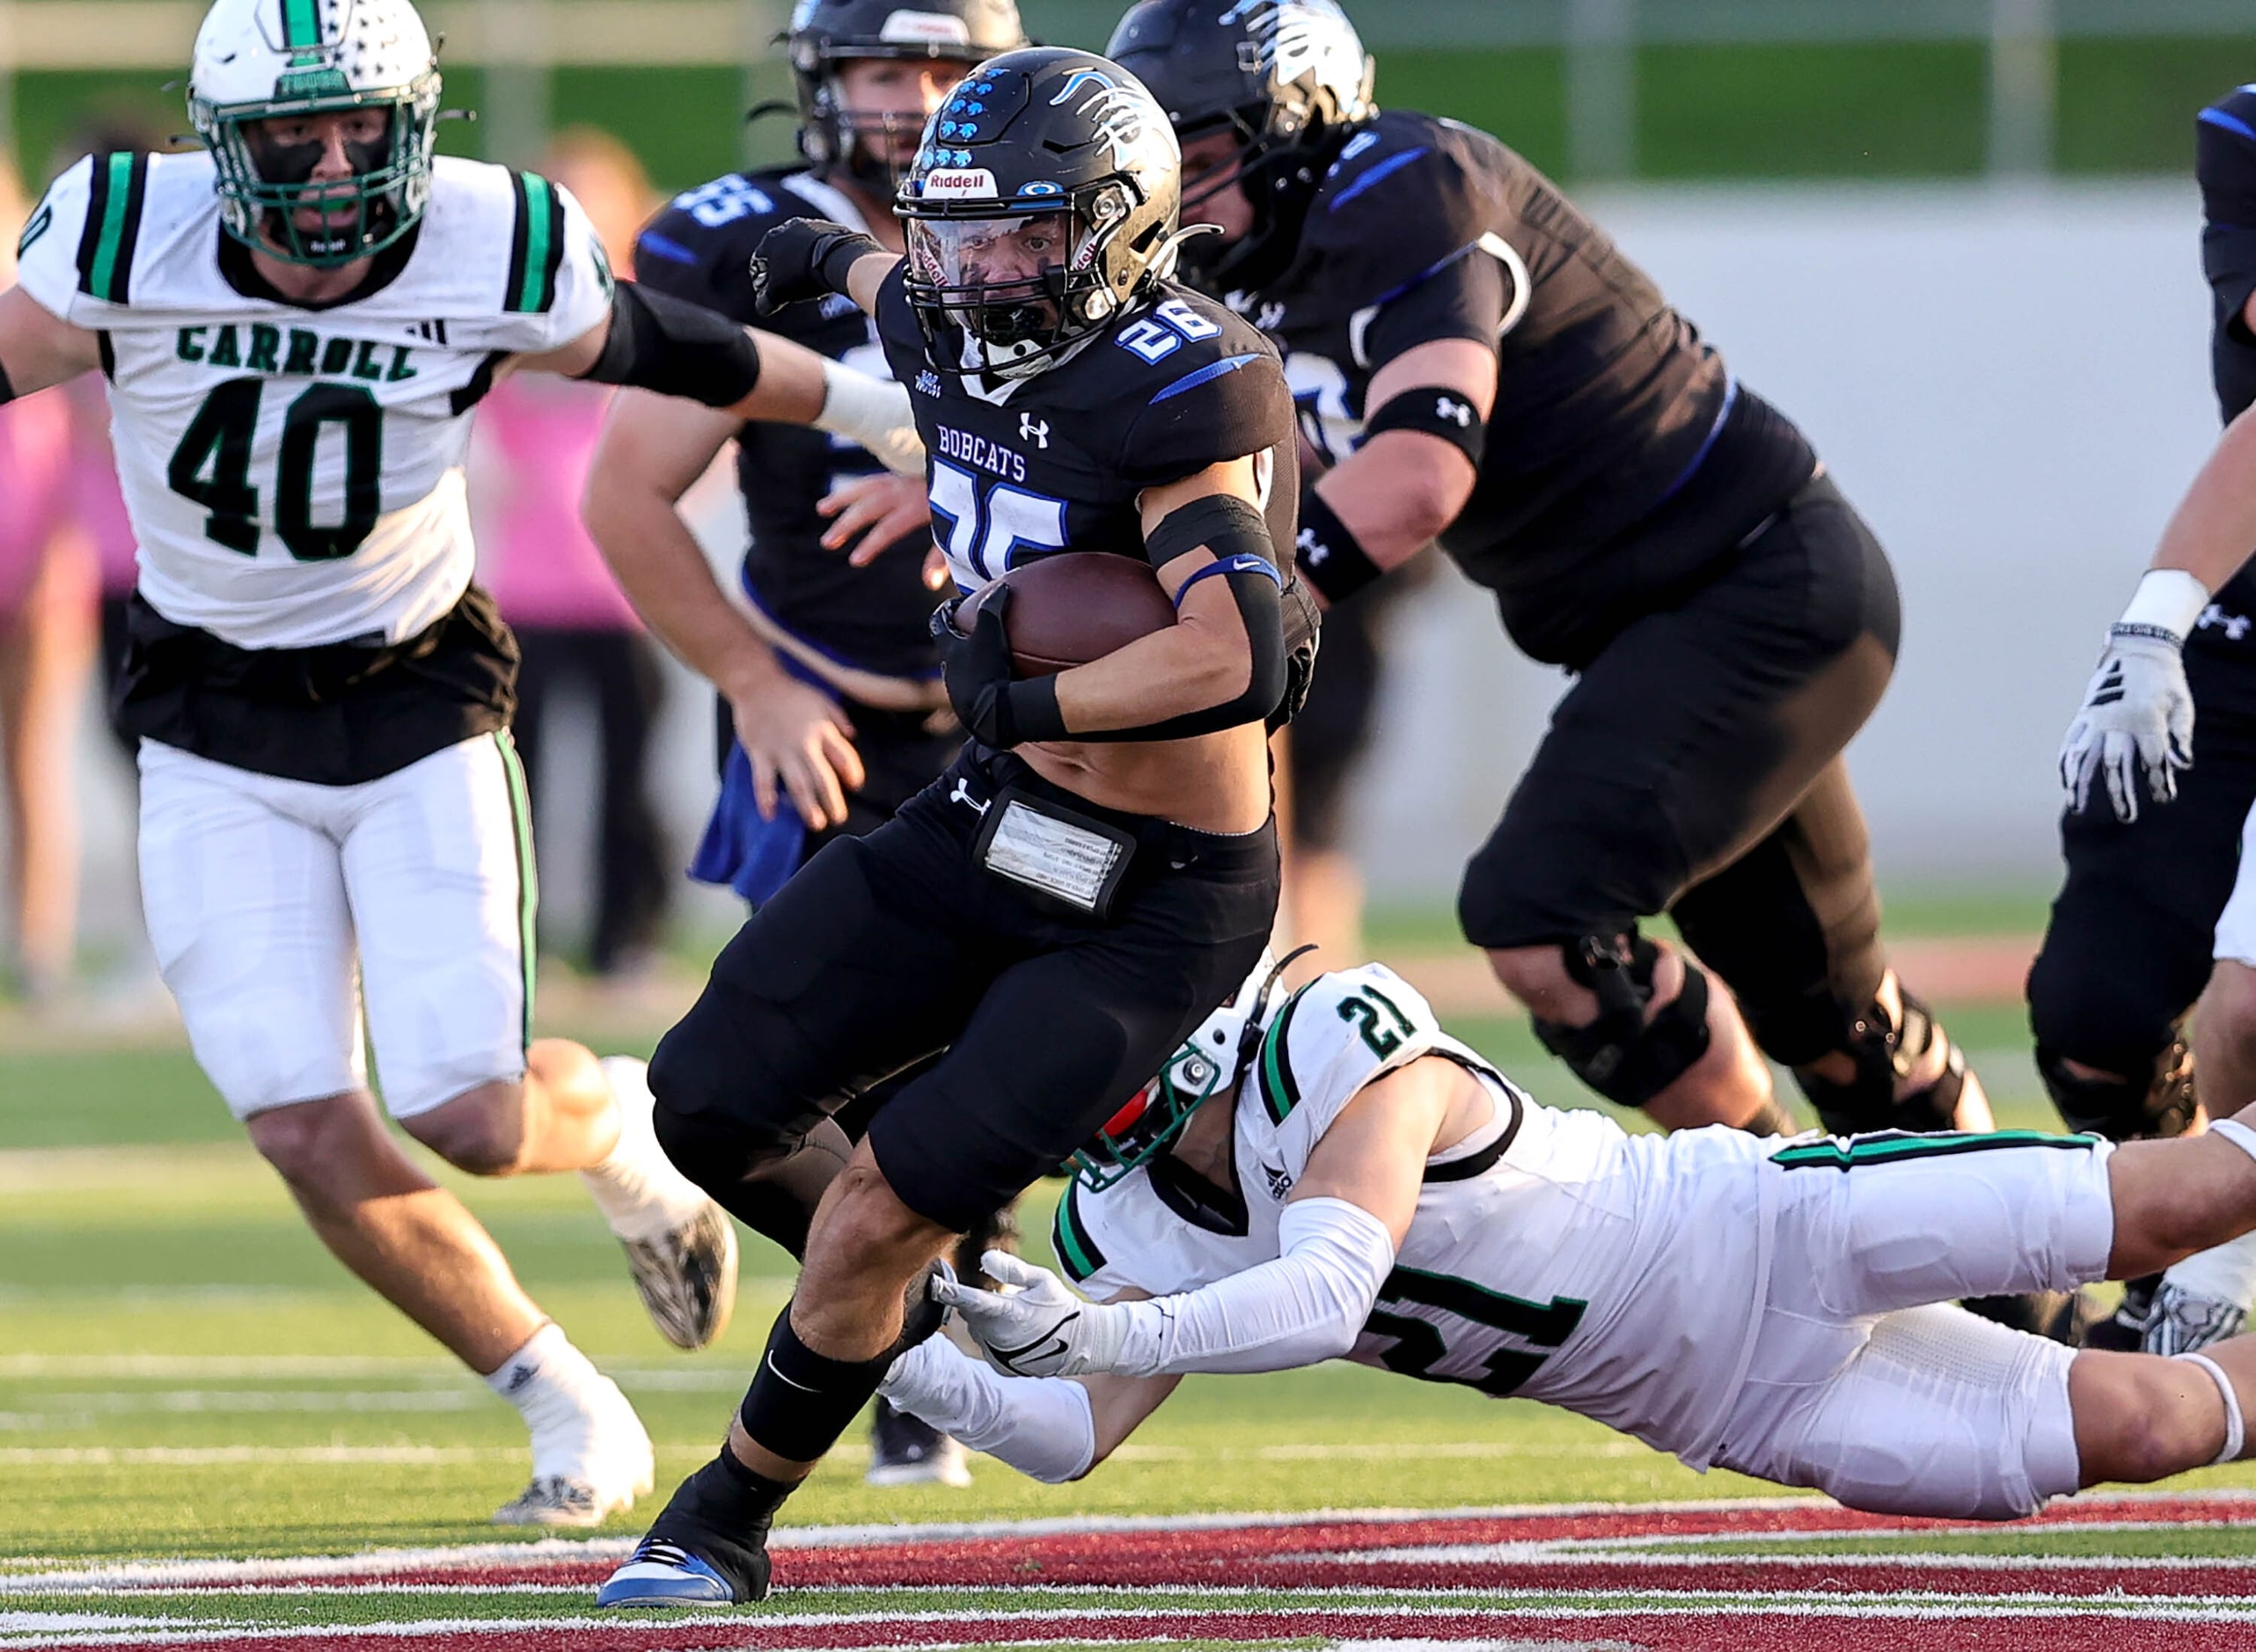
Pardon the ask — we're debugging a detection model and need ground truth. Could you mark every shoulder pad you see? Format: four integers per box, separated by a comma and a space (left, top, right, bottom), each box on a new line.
1120, 303, 1293, 486
2203, 89, 2256, 156
1306, 113, 1508, 308
1253, 964, 1446, 1127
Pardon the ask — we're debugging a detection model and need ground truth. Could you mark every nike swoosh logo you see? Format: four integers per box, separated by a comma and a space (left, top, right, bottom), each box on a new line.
763, 1352, 820, 1394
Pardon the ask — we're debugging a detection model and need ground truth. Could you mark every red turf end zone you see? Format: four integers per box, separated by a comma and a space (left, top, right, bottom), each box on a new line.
19, 1496, 2256, 1652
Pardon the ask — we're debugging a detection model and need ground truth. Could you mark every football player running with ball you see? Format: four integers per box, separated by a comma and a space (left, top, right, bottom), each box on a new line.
1109, 2, 1991, 1158
597, 47, 1313, 1607
891, 958, 2256, 1522
0, 0, 926, 1524
582, 0, 1028, 1489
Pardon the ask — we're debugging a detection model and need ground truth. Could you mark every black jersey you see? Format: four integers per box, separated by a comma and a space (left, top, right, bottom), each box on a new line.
1230, 110, 1816, 667
2193, 88, 2256, 620
872, 267, 1296, 591
635, 168, 939, 680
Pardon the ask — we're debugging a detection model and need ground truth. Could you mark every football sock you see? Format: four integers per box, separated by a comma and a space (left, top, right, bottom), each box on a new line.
486, 1322, 629, 1478
2179, 1351, 2248, 1464
582, 1057, 707, 1243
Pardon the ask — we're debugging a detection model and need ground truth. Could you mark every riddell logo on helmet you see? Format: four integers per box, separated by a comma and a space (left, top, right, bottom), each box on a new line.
923, 167, 1000, 197
880, 11, 973, 43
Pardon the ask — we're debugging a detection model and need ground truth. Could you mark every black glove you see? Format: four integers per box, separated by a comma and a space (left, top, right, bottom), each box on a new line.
750, 219, 885, 317
930, 586, 1067, 749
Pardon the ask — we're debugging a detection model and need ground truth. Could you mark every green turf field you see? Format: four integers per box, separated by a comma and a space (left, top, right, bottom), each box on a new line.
11, 961, 2256, 1569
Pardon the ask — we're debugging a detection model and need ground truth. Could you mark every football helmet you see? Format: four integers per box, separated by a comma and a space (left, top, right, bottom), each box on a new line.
1106, 0, 1373, 289
786, 0, 1027, 192
897, 47, 1187, 378
1069, 948, 1303, 1190
188, 0, 443, 267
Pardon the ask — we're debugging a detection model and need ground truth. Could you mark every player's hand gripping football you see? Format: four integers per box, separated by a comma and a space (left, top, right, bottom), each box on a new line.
2059, 624, 2196, 822
930, 584, 1064, 747
931, 1250, 1131, 1378
749, 219, 884, 317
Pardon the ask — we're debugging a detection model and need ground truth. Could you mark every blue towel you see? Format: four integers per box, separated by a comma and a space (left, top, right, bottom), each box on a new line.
688, 739, 809, 908
687, 650, 839, 907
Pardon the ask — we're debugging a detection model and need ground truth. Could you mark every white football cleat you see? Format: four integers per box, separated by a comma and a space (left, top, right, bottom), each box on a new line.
494, 1371, 654, 1528
590, 1056, 739, 1350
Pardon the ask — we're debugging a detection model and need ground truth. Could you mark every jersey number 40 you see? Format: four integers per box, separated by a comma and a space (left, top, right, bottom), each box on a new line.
168, 378, 384, 562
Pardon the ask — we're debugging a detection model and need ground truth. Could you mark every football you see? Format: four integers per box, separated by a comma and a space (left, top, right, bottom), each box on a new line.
954, 552, 1177, 676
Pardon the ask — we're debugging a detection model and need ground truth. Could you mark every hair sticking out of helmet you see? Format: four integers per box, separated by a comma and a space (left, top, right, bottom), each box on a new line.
784, 0, 1028, 195
188, 0, 444, 268
1106, 0, 1372, 290
1068, 946, 1311, 1190
897, 47, 1185, 380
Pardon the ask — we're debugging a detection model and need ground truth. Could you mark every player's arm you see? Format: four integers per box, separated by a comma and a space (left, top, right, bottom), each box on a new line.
934, 458, 1290, 748
2059, 404, 2256, 822
580, 390, 866, 830
515, 286, 925, 477
1295, 337, 1496, 609
877, 1290, 1183, 1484
747, 217, 901, 319
934, 1060, 1457, 1379
0, 286, 104, 398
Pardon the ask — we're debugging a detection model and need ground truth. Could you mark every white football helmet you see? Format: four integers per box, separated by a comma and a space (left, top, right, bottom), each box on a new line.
1067, 947, 1302, 1189
187, 0, 443, 267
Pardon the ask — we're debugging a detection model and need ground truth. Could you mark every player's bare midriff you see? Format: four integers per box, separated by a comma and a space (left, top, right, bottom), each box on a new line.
1019, 720, 1272, 836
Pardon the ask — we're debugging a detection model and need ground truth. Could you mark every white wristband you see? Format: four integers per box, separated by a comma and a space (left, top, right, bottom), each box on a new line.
813, 359, 925, 476
2119, 568, 2211, 640
2209, 1116, 2256, 1166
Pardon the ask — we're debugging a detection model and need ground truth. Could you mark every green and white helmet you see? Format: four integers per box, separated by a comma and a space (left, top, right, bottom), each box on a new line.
187, 0, 443, 267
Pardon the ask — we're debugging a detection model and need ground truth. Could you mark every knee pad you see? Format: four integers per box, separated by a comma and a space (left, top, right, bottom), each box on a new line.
1792, 991, 1964, 1136
2035, 1036, 2199, 1142
1532, 932, 1714, 1108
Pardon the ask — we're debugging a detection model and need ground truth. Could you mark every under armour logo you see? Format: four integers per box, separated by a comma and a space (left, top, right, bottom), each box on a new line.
949, 778, 991, 816
915, 369, 942, 397
2198, 603, 2255, 642
1435, 395, 1473, 427
1254, 301, 1286, 332
1020, 413, 1051, 448
1295, 525, 1330, 565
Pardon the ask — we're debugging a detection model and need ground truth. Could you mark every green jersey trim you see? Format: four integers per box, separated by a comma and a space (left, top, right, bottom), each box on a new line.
1771, 1129, 2098, 1173
1256, 984, 1313, 1125
76, 151, 149, 306
1051, 1181, 1107, 1285
505, 171, 568, 316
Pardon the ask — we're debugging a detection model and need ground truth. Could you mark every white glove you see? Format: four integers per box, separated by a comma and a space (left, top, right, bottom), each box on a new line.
930, 1249, 1130, 1378
2059, 625, 2195, 822
812, 360, 926, 478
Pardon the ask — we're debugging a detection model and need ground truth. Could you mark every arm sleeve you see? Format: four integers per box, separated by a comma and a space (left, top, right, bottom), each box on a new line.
879, 1335, 1098, 1482
14, 157, 97, 325
1107, 1196, 1397, 1377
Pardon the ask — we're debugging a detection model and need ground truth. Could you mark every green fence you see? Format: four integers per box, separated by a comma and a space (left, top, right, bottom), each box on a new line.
11, 19, 2256, 194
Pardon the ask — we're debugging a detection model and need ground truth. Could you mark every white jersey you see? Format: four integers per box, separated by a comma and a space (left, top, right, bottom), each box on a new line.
18, 150, 611, 649
1058, 964, 1779, 1470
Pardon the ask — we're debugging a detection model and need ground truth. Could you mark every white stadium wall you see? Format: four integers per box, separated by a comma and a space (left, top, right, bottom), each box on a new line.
1346, 178, 2222, 905
45, 180, 2230, 953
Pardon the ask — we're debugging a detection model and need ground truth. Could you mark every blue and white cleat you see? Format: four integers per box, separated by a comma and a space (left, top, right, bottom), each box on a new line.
596, 1539, 741, 1608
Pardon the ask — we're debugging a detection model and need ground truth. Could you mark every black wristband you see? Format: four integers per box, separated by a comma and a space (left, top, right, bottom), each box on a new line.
1004, 674, 1069, 744
1365, 384, 1488, 469
1293, 485, 1384, 604
817, 231, 884, 295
